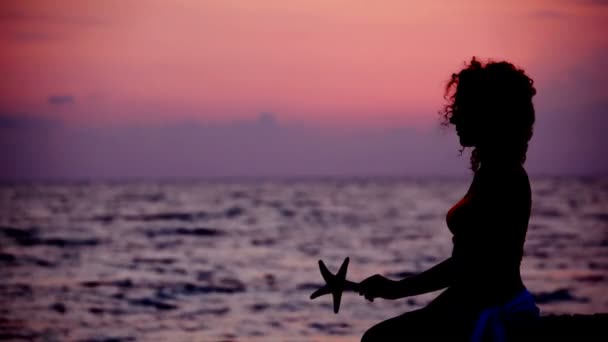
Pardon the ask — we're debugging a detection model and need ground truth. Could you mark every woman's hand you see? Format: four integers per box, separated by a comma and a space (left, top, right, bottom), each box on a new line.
358, 274, 398, 301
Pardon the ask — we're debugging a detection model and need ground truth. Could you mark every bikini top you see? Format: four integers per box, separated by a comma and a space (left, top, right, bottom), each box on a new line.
445, 167, 530, 264
446, 174, 480, 236
446, 191, 474, 236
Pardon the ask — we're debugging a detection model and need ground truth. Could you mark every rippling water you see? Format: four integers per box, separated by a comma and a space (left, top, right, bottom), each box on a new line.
1, 177, 607, 341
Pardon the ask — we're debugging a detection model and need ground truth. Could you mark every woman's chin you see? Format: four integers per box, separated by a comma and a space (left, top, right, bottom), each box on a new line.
458, 137, 475, 147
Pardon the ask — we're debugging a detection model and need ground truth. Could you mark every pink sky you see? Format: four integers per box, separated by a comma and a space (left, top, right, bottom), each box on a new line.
1, 0, 606, 126
0, 1, 606, 179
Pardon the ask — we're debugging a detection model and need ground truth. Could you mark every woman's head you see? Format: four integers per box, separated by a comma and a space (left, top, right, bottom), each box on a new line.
442, 57, 536, 172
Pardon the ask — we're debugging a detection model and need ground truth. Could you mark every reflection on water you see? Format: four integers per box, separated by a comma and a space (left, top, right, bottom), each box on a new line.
1, 178, 607, 341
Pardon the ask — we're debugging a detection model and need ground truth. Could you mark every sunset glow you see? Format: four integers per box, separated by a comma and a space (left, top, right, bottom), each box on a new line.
1, 0, 606, 125
0, 1, 606, 179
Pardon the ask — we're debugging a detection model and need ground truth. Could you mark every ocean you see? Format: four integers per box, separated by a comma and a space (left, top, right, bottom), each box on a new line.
1, 177, 607, 341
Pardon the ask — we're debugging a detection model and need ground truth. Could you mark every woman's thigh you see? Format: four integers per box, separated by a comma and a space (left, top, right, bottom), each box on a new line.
361, 308, 434, 342
360, 307, 472, 342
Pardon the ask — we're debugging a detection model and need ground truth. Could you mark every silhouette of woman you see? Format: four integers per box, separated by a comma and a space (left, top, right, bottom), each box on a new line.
358, 57, 539, 342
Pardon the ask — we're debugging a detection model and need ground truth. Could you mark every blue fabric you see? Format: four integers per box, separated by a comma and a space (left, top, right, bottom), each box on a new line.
470, 289, 539, 342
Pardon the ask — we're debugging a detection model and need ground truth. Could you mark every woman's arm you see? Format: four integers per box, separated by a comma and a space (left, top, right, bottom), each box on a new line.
393, 257, 456, 298
359, 257, 456, 301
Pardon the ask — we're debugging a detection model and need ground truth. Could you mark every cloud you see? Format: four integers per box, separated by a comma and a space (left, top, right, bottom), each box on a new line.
0, 114, 468, 180
48, 95, 75, 106
0, 107, 606, 180
530, 10, 567, 19
0, 113, 60, 130
4, 30, 56, 43
0, 7, 108, 27
560, 0, 608, 6
528, 99, 608, 176
257, 112, 278, 128
585, 0, 608, 6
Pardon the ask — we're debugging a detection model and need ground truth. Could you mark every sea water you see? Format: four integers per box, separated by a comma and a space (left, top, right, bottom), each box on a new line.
1, 177, 606, 341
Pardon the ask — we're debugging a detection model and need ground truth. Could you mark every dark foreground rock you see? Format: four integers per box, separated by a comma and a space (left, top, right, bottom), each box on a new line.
511, 313, 607, 341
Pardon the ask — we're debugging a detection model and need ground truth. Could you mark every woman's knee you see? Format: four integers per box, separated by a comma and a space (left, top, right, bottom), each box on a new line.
361, 309, 427, 342
360, 323, 384, 342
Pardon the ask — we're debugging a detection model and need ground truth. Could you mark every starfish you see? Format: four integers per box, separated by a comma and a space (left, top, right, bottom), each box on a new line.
309, 257, 360, 314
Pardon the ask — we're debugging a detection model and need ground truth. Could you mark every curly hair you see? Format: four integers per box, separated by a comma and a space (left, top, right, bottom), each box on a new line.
441, 57, 536, 172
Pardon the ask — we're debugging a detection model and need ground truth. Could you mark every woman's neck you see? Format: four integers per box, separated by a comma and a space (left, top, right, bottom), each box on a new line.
475, 145, 522, 170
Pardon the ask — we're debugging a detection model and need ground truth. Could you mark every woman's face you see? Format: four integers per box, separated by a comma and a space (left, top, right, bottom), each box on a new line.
449, 106, 478, 147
